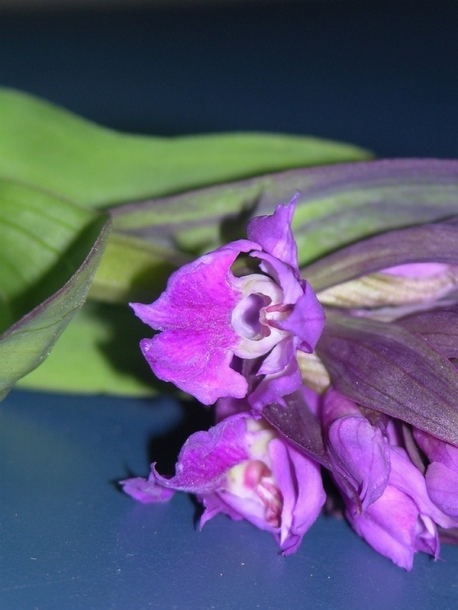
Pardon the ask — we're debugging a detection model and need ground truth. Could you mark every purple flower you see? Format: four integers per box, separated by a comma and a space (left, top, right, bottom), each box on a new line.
130, 198, 325, 407
342, 436, 456, 570
121, 412, 325, 555
414, 429, 458, 520
320, 390, 391, 512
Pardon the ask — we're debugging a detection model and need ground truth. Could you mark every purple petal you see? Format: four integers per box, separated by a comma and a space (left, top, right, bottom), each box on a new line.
322, 391, 390, 511
424, 462, 458, 518
414, 429, 458, 519
277, 281, 326, 352
383, 263, 453, 278
347, 485, 438, 571
388, 447, 456, 529
131, 240, 258, 404
153, 415, 249, 495
120, 476, 175, 503
270, 438, 325, 555
253, 250, 302, 303
249, 355, 302, 412
414, 429, 458, 469
247, 197, 299, 270
199, 492, 245, 528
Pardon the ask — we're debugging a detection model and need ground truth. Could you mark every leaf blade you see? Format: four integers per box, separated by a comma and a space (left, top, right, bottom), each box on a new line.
0, 88, 371, 208
0, 217, 111, 400
112, 159, 458, 266
317, 313, 458, 446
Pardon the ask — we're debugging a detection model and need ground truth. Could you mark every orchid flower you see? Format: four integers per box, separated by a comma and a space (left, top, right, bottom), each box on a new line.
131, 198, 325, 409
343, 442, 457, 570
123, 164, 458, 568
320, 389, 391, 512
121, 412, 325, 555
414, 428, 458, 519
316, 392, 456, 570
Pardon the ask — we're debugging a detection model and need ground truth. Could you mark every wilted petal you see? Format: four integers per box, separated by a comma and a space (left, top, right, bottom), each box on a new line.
120, 476, 175, 504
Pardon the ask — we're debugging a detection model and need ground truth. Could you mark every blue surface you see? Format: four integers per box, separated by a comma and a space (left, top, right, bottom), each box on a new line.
1, 2, 458, 608
2, 390, 458, 610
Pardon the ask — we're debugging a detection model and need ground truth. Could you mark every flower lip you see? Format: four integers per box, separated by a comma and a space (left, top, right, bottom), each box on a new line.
231, 293, 270, 340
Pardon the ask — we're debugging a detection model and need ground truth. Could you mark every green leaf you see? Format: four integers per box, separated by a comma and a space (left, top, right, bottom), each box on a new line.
112, 159, 458, 261
89, 233, 191, 305
0, 88, 371, 208
0, 207, 110, 400
16, 302, 160, 397
100, 159, 458, 303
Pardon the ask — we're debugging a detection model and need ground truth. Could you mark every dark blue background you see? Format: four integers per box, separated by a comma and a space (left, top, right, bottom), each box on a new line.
0, 1, 456, 156
1, 2, 458, 608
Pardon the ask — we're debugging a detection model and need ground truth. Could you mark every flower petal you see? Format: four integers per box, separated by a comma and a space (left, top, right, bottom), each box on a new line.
131, 240, 258, 404
247, 198, 299, 270
120, 476, 175, 503
153, 415, 249, 495
276, 281, 326, 352
322, 391, 390, 511
270, 438, 325, 555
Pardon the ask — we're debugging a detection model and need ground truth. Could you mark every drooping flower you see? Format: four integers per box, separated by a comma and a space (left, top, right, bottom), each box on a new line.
343, 443, 456, 570
131, 198, 325, 408
414, 428, 458, 520
121, 412, 325, 555
310, 389, 458, 570
320, 389, 391, 512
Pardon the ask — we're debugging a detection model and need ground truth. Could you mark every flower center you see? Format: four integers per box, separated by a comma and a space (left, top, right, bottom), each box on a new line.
232, 274, 289, 358
226, 458, 283, 528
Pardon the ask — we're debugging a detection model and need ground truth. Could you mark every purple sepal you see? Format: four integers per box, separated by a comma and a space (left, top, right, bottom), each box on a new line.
246, 197, 300, 270
321, 390, 390, 511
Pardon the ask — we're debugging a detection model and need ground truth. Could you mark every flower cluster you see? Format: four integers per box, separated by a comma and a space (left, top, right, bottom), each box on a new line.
121, 198, 458, 570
